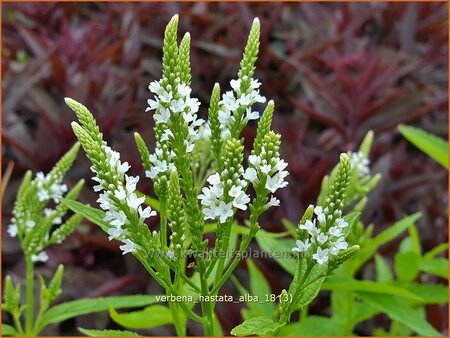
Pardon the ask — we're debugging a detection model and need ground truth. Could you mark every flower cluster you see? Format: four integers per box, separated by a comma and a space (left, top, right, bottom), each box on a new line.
244, 148, 289, 197
7, 171, 72, 263
147, 79, 203, 153
293, 205, 349, 265
218, 78, 266, 137
198, 172, 250, 224
34, 172, 68, 203
350, 151, 370, 178
93, 145, 156, 254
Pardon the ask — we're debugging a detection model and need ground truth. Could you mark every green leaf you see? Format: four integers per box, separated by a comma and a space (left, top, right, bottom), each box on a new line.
109, 305, 173, 329
321, 280, 423, 301
419, 257, 448, 279
424, 243, 449, 259
349, 213, 421, 273
395, 251, 420, 282
62, 199, 109, 233
374, 254, 393, 282
1, 323, 17, 336
403, 284, 448, 304
278, 316, 345, 336
79, 328, 140, 336
39, 295, 161, 329
255, 234, 296, 275
358, 292, 441, 336
247, 260, 274, 317
231, 316, 284, 336
399, 125, 448, 169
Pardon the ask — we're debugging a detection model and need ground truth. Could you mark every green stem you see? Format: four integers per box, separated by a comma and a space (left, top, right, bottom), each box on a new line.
200, 274, 214, 336
13, 313, 25, 336
211, 226, 258, 295
213, 219, 233, 287
25, 257, 34, 335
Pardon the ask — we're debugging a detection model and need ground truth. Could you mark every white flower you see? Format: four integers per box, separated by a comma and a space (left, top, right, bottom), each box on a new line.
126, 193, 145, 210
98, 192, 113, 210
31, 251, 49, 263
171, 98, 186, 113
26, 220, 36, 230
265, 174, 288, 193
125, 175, 139, 193
329, 237, 348, 255
149, 80, 163, 95
116, 161, 130, 175
167, 250, 176, 260
292, 239, 310, 253
138, 206, 156, 221
108, 226, 124, 240
146, 99, 161, 111
177, 83, 191, 97
245, 107, 260, 121
37, 190, 50, 202
260, 164, 272, 174
243, 167, 258, 183
265, 196, 280, 208
312, 247, 329, 265
114, 186, 127, 200
119, 239, 138, 255
7, 224, 18, 237
351, 151, 370, 178
275, 159, 288, 172
207, 173, 221, 186
316, 232, 328, 244
105, 210, 127, 227
231, 189, 250, 210
202, 206, 216, 221
336, 218, 348, 228
154, 107, 170, 124
299, 220, 319, 236
328, 226, 342, 237
248, 155, 261, 168
159, 90, 173, 103
230, 79, 241, 92
216, 201, 233, 223
239, 94, 252, 106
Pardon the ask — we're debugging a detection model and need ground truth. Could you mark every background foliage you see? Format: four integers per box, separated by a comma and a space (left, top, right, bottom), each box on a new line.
2, 2, 448, 335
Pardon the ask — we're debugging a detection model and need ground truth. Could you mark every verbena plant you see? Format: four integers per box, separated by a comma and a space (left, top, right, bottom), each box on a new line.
231, 132, 448, 336
64, 15, 364, 336
1, 146, 175, 337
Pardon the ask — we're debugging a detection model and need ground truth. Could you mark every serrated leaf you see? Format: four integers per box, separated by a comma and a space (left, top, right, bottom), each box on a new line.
109, 305, 173, 329
358, 292, 441, 336
399, 125, 448, 169
79, 328, 140, 336
321, 280, 422, 301
62, 199, 109, 233
1, 323, 17, 336
38, 295, 161, 329
231, 316, 284, 336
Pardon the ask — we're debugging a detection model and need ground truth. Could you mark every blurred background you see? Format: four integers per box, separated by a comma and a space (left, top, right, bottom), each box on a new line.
2, 2, 448, 335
